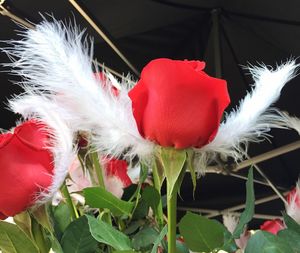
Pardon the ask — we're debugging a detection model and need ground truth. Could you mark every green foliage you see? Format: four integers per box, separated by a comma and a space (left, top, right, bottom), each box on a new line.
179, 212, 226, 252
0, 220, 39, 253
141, 185, 160, 215
282, 212, 300, 233
61, 216, 98, 253
86, 215, 132, 251
233, 167, 255, 238
186, 149, 197, 195
31, 219, 51, 253
51, 203, 72, 240
245, 231, 293, 253
277, 213, 300, 252
221, 229, 238, 253
132, 226, 159, 251
158, 147, 187, 197
151, 225, 167, 253
31, 205, 53, 233
152, 159, 166, 191
132, 199, 149, 220
84, 187, 134, 216
13, 211, 33, 239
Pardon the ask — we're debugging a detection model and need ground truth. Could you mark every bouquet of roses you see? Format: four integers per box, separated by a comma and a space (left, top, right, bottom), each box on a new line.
0, 19, 300, 253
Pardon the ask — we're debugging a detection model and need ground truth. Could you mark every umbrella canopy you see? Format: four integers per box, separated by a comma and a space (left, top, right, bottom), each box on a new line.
1, 0, 300, 228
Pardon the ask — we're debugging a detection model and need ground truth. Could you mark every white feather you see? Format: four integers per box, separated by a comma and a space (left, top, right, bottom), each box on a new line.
194, 61, 298, 172
223, 213, 239, 233
278, 111, 300, 135
2, 19, 154, 160
9, 95, 76, 204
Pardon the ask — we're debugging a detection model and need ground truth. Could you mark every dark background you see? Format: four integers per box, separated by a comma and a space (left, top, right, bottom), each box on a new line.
1, 0, 300, 228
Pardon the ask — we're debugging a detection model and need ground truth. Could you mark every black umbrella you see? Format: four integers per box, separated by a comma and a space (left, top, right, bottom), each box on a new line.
1, 0, 300, 228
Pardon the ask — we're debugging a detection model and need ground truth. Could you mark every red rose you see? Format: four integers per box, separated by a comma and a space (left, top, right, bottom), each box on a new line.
0, 120, 54, 217
129, 58, 230, 148
260, 219, 285, 234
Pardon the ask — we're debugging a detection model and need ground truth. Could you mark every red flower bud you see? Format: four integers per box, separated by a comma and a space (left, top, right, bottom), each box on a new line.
260, 219, 285, 234
286, 187, 300, 208
104, 158, 132, 188
0, 120, 54, 217
129, 58, 230, 148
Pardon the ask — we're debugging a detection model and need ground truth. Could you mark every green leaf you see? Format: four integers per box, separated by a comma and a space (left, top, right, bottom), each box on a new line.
31, 219, 51, 253
176, 239, 190, 253
61, 216, 98, 253
221, 229, 238, 252
153, 159, 166, 191
51, 203, 72, 236
179, 212, 225, 252
132, 199, 149, 220
84, 187, 134, 216
282, 212, 300, 233
245, 230, 293, 253
186, 149, 197, 196
13, 211, 33, 239
0, 220, 39, 253
86, 215, 132, 251
142, 186, 160, 214
139, 162, 149, 184
48, 235, 64, 253
112, 251, 135, 253
233, 167, 255, 238
31, 205, 53, 233
158, 147, 187, 197
278, 229, 300, 252
177, 162, 188, 200
151, 225, 167, 253
123, 220, 145, 235
132, 227, 159, 251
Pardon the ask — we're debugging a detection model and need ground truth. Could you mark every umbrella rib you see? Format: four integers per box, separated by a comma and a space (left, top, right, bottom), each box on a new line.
226, 10, 300, 27
178, 191, 289, 219
0, 1, 34, 29
223, 13, 289, 55
246, 154, 287, 204
68, 0, 141, 77
219, 20, 250, 89
226, 172, 286, 190
0, 5, 132, 84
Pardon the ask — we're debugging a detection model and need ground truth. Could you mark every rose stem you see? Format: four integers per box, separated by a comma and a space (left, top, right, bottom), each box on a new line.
91, 151, 113, 253
61, 184, 79, 220
91, 151, 106, 189
167, 180, 177, 253
91, 152, 112, 225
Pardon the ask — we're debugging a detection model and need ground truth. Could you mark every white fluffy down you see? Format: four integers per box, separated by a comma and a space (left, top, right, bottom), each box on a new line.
3, 19, 154, 161
195, 61, 299, 173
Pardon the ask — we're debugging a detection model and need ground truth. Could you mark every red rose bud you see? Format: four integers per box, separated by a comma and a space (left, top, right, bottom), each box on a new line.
0, 120, 54, 217
285, 185, 300, 223
129, 58, 230, 149
286, 187, 300, 208
104, 158, 132, 187
260, 219, 285, 234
